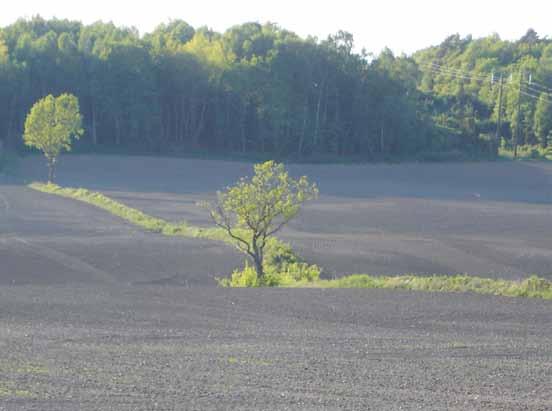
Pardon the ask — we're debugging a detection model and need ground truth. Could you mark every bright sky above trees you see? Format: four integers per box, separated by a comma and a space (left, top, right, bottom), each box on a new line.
2, 0, 550, 54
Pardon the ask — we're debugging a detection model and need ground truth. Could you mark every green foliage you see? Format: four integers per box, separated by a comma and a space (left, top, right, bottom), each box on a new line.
3, 16, 532, 160
23, 94, 83, 157
23, 93, 83, 181
299, 274, 552, 300
217, 263, 259, 287
217, 260, 321, 287
498, 143, 552, 160
534, 94, 552, 147
201, 161, 318, 280
218, 264, 551, 300
415, 30, 552, 156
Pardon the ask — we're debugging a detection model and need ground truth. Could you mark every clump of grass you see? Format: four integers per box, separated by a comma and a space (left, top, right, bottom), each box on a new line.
296, 274, 552, 299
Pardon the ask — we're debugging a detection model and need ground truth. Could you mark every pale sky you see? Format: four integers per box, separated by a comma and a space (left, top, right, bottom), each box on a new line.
1, 0, 551, 55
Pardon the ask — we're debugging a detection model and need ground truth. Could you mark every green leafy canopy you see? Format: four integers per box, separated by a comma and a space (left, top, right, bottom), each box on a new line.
23, 93, 83, 162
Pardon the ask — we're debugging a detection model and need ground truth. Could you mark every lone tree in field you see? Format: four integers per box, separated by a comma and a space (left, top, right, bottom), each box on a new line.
202, 161, 318, 281
23, 94, 83, 183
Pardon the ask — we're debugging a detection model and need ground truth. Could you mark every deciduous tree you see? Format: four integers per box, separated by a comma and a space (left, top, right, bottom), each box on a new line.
201, 161, 318, 281
23, 93, 83, 182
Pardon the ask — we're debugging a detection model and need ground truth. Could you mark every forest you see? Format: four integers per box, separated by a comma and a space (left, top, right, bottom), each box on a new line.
0, 17, 551, 160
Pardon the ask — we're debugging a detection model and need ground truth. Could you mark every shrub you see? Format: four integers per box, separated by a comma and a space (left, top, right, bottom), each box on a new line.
217, 263, 259, 287
218, 260, 321, 287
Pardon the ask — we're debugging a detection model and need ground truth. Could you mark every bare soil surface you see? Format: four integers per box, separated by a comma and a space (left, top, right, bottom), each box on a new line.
0, 178, 242, 286
2, 155, 552, 409
17, 154, 552, 279
0, 286, 550, 410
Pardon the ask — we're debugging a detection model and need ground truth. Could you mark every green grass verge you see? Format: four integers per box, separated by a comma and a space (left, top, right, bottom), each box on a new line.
29, 183, 192, 235
29, 182, 552, 299
292, 274, 552, 299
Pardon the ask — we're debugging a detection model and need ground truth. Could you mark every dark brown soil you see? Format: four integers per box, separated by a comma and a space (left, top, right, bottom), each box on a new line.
0, 286, 550, 410
2, 155, 551, 410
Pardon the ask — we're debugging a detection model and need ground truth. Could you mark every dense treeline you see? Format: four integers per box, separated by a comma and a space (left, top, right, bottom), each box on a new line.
0, 17, 550, 160
414, 29, 552, 152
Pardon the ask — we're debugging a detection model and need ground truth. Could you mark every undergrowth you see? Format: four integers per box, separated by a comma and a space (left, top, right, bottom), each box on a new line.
30, 182, 552, 299
498, 144, 552, 161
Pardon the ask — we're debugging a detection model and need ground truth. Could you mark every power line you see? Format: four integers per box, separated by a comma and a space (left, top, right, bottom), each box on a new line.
520, 88, 552, 102
514, 71, 523, 158
523, 79, 552, 94
419, 64, 488, 82
523, 83, 550, 96
420, 62, 552, 103
420, 67, 476, 82
495, 75, 504, 150
420, 65, 491, 81
520, 89, 544, 100
426, 62, 489, 80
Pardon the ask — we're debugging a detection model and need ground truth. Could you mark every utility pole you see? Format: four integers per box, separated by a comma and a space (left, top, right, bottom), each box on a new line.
494, 74, 504, 157
514, 70, 523, 158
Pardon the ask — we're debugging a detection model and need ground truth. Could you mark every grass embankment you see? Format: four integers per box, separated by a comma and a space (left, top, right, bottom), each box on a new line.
29, 182, 552, 299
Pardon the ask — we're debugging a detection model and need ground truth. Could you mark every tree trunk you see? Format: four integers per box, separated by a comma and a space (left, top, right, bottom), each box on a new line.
380, 124, 385, 154
91, 104, 98, 145
115, 116, 121, 146
253, 255, 264, 282
192, 101, 207, 149
314, 82, 324, 148
251, 237, 264, 282
6, 94, 17, 148
241, 103, 247, 154
47, 158, 56, 184
298, 98, 308, 156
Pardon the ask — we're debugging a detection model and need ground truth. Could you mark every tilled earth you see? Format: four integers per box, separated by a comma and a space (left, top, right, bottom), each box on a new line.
1, 156, 552, 409
0, 286, 551, 410
17, 155, 552, 279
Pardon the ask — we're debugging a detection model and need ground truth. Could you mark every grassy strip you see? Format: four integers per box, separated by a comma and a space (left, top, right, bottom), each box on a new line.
293, 274, 552, 300
30, 182, 189, 234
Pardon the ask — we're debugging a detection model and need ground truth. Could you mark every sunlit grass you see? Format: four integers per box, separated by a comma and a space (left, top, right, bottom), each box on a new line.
293, 274, 552, 299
